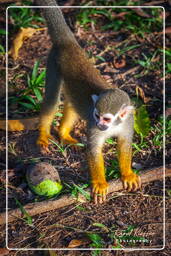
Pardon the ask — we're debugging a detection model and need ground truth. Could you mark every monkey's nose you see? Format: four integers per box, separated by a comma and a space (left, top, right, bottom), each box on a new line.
97, 123, 108, 131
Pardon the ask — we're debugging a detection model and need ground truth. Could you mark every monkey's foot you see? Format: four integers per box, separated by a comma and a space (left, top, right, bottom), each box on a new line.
60, 134, 79, 146
122, 172, 141, 192
37, 134, 53, 153
92, 181, 109, 204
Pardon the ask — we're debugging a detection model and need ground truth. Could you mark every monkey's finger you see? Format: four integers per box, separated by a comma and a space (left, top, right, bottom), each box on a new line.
99, 196, 103, 204
94, 192, 105, 204
92, 190, 100, 204
92, 186, 97, 194
138, 176, 142, 189
102, 193, 106, 203
123, 180, 128, 190
106, 187, 109, 194
132, 181, 138, 191
94, 194, 102, 205
133, 177, 141, 191
94, 194, 98, 205
92, 187, 97, 194
127, 182, 133, 192
40, 145, 50, 154
91, 190, 97, 204
94, 187, 100, 195
102, 187, 108, 194
103, 188, 108, 199
99, 192, 107, 204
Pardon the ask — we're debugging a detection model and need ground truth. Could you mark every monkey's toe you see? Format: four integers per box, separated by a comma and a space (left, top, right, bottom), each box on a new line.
37, 134, 53, 153
92, 181, 109, 204
122, 173, 141, 192
61, 135, 79, 145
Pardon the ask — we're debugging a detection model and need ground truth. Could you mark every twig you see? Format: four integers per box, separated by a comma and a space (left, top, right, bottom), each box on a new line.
0, 165, 170, 225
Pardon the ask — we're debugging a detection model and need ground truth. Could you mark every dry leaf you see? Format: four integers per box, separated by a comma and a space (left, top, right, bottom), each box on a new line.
158, 27, 171, 35
116, 12, 129, 19
135, 86, 150, 104
68, 238, 89, 248
9, 27, 45, 60
110, 11, 129, 19
166, 108, 171, 117
132, 8, 150, 18
120, 66, 139, 78
165, 27, 171, 34
113, 56, 126, 69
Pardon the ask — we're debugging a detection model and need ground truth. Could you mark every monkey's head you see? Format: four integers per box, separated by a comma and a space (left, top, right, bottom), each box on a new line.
92, 89, 134, 131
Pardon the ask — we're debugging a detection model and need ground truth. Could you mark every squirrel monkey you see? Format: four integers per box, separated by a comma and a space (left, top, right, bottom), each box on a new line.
35, 0, 141, 204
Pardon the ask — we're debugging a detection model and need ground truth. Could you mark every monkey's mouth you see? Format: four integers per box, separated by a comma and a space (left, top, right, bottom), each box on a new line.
96, 123, 109, 131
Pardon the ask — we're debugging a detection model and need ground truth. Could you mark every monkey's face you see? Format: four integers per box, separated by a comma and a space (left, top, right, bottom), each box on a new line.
93, 108, 115, 131
91, 91, 134, 132
93, 105, 134, 132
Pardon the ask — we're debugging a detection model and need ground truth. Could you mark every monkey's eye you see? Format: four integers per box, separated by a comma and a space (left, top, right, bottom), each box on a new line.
103, 117, 111, 122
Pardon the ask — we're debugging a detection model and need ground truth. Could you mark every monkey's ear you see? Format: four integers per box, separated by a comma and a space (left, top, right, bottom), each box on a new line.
91, 94, 99, 104
119, 105, 134, 120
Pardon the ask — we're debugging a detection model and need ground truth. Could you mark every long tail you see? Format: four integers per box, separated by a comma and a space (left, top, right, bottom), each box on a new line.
35, 0, 76, 44
0, 117, 39, 131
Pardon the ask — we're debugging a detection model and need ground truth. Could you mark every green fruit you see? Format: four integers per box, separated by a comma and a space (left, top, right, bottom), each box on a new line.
26, 162, 63, 198
30, 179, 63, 197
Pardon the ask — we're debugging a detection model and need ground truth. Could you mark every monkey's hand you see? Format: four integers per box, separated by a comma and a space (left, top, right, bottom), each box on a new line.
121, 172, 141, 192
92, 181, 109, 204
37, 134, 53, 153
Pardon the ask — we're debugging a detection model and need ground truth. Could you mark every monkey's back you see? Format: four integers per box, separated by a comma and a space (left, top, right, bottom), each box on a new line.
57, 43, 112, 119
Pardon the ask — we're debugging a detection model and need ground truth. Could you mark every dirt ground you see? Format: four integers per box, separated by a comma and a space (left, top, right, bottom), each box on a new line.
0, 0, 171, 255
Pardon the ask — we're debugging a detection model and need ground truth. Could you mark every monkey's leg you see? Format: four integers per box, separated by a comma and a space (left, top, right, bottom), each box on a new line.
37, 46, 62, 151
87, 132, 109, 204
58, 102, 79, 145
37, 110, 56, 151
117, 136, 141, 191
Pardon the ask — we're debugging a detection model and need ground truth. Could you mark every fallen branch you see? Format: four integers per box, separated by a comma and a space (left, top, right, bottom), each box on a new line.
0, 166, 170, 225
0, 0, 20, 3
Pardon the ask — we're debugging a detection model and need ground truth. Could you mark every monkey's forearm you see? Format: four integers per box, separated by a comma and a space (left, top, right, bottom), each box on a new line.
117, 136, 141, 191
117, 137, 133, 175
88, 151, 106, 184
